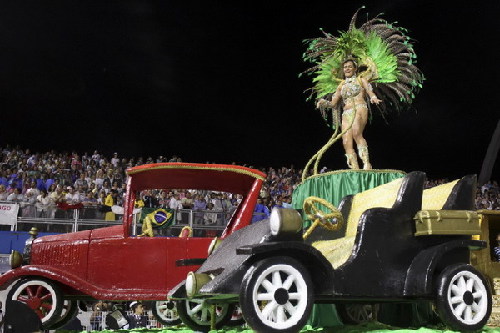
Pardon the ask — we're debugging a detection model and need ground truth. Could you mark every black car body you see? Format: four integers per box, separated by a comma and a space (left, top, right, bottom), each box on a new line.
170, 171, 492, 332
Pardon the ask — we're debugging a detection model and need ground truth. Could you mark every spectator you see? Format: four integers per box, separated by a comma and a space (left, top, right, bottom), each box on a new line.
193, 194, 207, 224
36, 190, 51, 217
93, 169, 105, 189
111, 152, 120, 167
273, 199, 284, 209
181, 191, 194, 209
282, 196, 293, 209
21, 190, 37, 217
74, 172, 89, 191
102, 179, 112, 195
65, 186, 81, 204
105, 190, 118, 221
82, 191, 97, 206
252, 198, 270, 223
169, 193, 181, 210
204, 202, 218, 224
0, 185, 8, 201
127, 302, 147, 329
143, 190, 159, 208
6, 188, 23, 202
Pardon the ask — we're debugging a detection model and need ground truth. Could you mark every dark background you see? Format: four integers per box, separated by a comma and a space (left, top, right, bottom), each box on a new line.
0, 0, 498, 179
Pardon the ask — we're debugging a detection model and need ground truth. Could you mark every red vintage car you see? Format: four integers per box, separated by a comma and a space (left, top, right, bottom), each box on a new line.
0, 162, 265, 329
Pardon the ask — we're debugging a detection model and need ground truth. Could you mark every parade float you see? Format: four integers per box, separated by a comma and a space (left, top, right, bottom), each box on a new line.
167, 8, 499, 333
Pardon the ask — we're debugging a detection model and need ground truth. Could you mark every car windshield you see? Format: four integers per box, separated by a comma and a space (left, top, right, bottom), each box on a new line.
132, 188, 242, 237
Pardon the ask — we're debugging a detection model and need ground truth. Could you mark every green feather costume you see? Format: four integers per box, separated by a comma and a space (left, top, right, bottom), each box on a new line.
301, 8, 424, 180
303, 8, 424, 127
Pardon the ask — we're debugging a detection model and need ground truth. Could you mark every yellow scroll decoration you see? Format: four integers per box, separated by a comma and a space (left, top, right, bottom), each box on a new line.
303, 196, 344, 239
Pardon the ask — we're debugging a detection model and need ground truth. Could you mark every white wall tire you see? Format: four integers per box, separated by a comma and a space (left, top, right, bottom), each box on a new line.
436, 264, 492, 331
7, 278, 63, 329
240, 256, 313, 333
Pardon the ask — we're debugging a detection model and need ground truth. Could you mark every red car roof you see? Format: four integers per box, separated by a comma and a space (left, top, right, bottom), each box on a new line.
126, 163, 266, 194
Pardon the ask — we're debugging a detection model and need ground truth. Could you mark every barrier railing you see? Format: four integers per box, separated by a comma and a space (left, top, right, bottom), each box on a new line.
1, 202, 268, 235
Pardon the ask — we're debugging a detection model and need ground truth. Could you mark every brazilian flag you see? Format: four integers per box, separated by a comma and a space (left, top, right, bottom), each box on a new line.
140, 208, 174, 229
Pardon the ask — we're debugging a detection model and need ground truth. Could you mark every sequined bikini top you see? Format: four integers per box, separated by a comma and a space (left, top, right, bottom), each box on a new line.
341, 76, 361, 102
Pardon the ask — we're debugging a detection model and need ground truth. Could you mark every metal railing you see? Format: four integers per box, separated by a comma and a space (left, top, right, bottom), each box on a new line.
1, 202, 268, 236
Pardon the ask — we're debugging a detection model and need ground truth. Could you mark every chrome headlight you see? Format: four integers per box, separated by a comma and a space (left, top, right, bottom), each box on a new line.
185, 271, 213, 298
269, 208, 303, 237
270, 209, 282, 236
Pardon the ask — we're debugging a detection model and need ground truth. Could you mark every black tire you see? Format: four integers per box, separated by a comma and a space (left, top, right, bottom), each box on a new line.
176, 299, 234, 332
46, 300, 79, 330
152, 300, 182, 326
7, 278, 64, 329
239, 256, 313, 333
337, 303, 378, 325
435, 264, 492, 331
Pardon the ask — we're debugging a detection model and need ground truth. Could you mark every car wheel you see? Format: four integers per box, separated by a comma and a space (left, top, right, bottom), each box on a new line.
240, 256, 313, 333
436, 264, 491, 331
176, 299, 234, 332
152, 300, 181, 326
7, 278, 64, 329
337, 303, 378, 325
46, 300, 79, 330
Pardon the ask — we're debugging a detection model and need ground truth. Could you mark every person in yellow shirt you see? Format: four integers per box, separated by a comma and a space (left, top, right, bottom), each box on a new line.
105, 189, 118, 221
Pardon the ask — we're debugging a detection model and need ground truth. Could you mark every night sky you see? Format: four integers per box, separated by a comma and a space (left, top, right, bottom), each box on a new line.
1, 1, 499, 179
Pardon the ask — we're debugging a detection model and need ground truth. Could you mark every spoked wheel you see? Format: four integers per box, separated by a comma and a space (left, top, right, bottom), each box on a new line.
46, 300, 79, 330
436, 264, 492, 331
240, 256, 313, 333
152, 299, 181, 326
7, 278, 63, 329
176, 299, 234, 332
336, 303, 379, 324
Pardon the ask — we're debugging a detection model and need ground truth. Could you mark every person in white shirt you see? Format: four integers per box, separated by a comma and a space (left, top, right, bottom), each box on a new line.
36, 190, 51, 217
7, 188, 23, 202
169, 193, 183, 222
111, 152, 120, 167
65, 186, 81, 204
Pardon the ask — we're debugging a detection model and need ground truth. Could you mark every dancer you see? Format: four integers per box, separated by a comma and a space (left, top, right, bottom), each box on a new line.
303, 7, 424, 173
317, 58, 382, 169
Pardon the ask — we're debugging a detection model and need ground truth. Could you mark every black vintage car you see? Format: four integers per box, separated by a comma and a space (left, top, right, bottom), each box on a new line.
169, 171, 492, 332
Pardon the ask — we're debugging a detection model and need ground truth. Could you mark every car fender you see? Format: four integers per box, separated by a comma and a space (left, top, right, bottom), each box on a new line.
0, 265, 89, 293
0, 265, 162, 299
237, 242, 335, 295
404, 239, 486, 296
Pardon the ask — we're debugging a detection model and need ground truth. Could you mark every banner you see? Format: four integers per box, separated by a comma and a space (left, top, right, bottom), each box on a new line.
0, 203, 19, 230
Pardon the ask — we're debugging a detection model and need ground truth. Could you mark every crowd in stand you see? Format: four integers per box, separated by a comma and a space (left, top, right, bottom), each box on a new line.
0, 145, 498, 222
